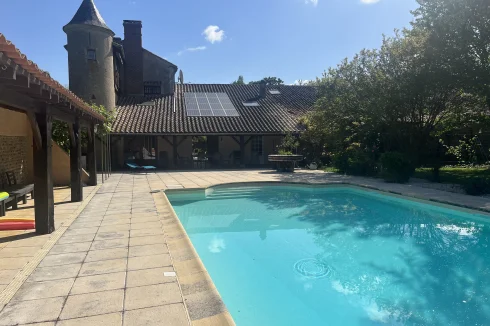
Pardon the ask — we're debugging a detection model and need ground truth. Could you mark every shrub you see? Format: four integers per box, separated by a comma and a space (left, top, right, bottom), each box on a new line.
463, 179, 490, 196
380, 152, 415, 183
333, 145, 377, 176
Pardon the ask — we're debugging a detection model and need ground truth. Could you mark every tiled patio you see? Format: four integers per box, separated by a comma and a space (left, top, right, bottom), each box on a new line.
0, 170, 490, 325
0, 186, 98, 294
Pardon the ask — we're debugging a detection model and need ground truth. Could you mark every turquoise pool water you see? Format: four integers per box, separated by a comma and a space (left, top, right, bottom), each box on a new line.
167, 186, 490, 326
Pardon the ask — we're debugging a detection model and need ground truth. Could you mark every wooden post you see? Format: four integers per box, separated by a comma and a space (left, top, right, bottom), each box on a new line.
240, 135, 245, 168
70, 118, 83, 202
87, 123, 97, 186
173, 135, 178, 168
33, 107, 55, 234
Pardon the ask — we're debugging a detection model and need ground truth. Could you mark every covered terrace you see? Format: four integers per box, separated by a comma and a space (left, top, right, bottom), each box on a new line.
0, 33, 106, 234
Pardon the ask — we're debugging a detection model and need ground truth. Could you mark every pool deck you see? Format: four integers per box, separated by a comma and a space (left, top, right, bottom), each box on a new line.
0, 169, 490, 325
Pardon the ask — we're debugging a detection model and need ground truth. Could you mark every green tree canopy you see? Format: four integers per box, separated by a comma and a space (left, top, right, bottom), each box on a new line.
231, 75, 245, 85
249, 77, 284, 85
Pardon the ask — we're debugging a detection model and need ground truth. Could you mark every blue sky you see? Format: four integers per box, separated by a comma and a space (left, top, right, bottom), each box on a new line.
0, 0, 418, 86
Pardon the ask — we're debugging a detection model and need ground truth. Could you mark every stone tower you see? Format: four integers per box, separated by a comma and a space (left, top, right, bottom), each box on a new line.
63, 0, 115, 111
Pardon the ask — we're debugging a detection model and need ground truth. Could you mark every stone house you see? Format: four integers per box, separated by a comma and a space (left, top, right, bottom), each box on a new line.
64, 0, 318, 170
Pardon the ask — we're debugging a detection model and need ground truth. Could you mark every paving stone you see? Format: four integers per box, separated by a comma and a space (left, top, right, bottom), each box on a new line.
129, 235, 166, 246
98, 224, 131, 232
69, 221, 102, 229
64, 227, 99, 236
39, 252, 87, 267
95, 231, 130, 241
126, 267, 176, 288
27, 264, 81, 282
0, 269, 19, 284
91, 238, 129, 250
128, 244, 168, 257
129, 222, 162, 230
0, 297, 65, 325
12, 278, 75, 301
57, 312, 122, 326
191, 312, 234, 326
70, 272, 126, 294
130, 228, 164, 237
58, 233, 95, 244
100, 219, 131, 226
124, 283, 182, 310
5, 235, 50, 248
60, 289, 124, 320
85, 247, 128, 262
0, 246, 39, 258
128, 254, 172, 271
184, 289, 227, 321
79, 258, 127, 276
123, 303, 189, 326
48, 242, 92, 255
0, 257, 31, 270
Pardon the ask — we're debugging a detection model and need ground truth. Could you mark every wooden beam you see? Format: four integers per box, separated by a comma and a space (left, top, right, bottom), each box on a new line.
240, 135, 245, 168
173, 135, 178, 168
162, 136, 173, 146
33, 106, 55, 234
244, 136, 253, 146
0, 85, 37, 112
177, 136, 188, 146
70, 118, 83, 202
26, 112, 42, 150
68, 124, 75, 147
231, 136, 240, 145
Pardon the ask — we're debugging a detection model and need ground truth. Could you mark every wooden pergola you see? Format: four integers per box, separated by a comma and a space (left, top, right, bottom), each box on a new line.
0, 33, 105, 234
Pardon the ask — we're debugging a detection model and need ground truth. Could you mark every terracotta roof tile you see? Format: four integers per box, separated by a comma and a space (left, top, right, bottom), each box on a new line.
0, 33, 105, 121
113, 84, 317, 134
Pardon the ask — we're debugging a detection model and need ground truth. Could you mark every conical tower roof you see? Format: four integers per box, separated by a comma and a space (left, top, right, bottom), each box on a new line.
63, 0, 113, 34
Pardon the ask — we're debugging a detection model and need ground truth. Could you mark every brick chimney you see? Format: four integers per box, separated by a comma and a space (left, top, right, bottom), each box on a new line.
123, 20, 143, 96
259, 80, 267, 98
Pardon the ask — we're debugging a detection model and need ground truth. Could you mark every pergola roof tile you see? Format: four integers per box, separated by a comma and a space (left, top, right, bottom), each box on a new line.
0, 33, 105, 122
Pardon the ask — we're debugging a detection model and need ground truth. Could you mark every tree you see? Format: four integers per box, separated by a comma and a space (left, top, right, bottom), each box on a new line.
249, 77, 284, 85
231, 75, 245, 85
51, 104, 114, 153
411, 0, 490, 106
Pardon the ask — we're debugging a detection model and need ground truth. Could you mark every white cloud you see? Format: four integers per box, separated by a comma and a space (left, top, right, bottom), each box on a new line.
360, 0, 380, 4
305, 0, 318, 6
292, 79, 310, 85
208, 236, 226, 253
178, 46, 206, 56
203, 25, 225, 44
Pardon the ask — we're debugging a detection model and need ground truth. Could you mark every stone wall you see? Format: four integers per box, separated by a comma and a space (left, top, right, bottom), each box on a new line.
0, 135, 27, 186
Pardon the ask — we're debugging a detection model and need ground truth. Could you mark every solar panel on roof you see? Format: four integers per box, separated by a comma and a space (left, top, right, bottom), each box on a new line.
184, 93, 240, 117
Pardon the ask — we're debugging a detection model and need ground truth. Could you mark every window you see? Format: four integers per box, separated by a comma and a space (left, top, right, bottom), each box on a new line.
137, 101, 155, 106
251, 136, 263, 156
242, 101, 259, 107
87, 49, 96, 61
144, 81, 161, 95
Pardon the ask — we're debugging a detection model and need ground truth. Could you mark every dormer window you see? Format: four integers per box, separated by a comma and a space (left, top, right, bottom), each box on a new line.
87, 49, 96, 61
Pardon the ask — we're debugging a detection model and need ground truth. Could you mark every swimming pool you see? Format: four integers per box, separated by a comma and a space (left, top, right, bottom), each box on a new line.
167, 185, 490, 325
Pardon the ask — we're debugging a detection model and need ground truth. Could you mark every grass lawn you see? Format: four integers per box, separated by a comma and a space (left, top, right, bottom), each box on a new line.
414, 166, 490, 185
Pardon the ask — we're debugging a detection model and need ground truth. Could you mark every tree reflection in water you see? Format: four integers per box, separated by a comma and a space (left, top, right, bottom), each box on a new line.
243, 186, 490, 325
